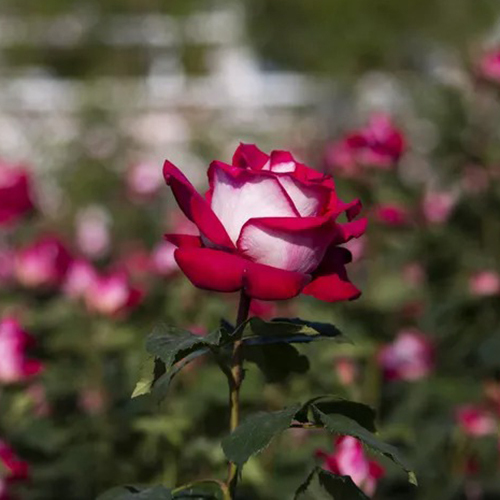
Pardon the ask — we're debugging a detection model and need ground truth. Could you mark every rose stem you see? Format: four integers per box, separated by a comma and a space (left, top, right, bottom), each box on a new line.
226, 290, 251, 497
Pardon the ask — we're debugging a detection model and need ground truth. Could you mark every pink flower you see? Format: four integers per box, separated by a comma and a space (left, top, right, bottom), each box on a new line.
151, 240, 178, 277
456, 405, 497, 437
163, 143, 366, 302
79, 388, 107, 415
85, 270, 142, 317
326, 114, 406, 175
422, 191, 456, 224
0, 317, 43, 384
469, 271, 500, 297
335, 357, 359, 387
62, 259, 97, 300
76, 206, 111, 259
403, 263, 426, 287
477, 49, 500, 85
15, 236, 71, 289
126, 161, 163, 200
378, 329, 434, 381
373, 203, 411, 226
0, 162, 35, 226
0, 441, 29, 500
316, 436, 385, 496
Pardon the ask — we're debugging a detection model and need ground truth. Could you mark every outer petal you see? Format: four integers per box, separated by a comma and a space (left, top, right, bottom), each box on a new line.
163, 160, 234, 250
164, 234, 202, 248
174, 247, 309, 300
237, 216, 335, 274
264, 150, 297, 173
232, 143, 269, 170
334, 217, 368, 244
208, 161, 298, 243
303, 246, 361, 302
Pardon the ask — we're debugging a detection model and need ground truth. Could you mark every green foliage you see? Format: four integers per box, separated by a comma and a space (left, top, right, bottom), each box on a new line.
221, 405, 301, 468
295, 468, 369, 500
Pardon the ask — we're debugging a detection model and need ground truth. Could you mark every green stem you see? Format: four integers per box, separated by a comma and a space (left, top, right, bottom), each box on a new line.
226, 291, 251, 497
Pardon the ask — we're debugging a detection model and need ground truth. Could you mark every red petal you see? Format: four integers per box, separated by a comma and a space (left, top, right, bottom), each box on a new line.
164, 234, 202, 248
174, 247, 309, 300
232, 143, 269, 170
303, 247, 361, 302
163, 160, 234, 249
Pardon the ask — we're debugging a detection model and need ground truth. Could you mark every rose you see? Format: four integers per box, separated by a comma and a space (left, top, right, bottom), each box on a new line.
378, 329, 434, 381
456, 405, 497, 437
15, 236, 72, 289
85, 270, 142, 317
0, 317, 43, 384
0, 161, 35, 226
316, 437, 385, 496
0, 440, 30, 499
162, 144, 366, 301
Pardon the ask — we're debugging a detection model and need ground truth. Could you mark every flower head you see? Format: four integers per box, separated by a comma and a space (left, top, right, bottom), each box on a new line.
316, 436, 385, 496
0, 317, 43, 385
0, 161, 35, 226
163, 144, 366, 302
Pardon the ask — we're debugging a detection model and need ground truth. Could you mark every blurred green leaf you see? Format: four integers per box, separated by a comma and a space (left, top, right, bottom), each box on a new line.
173, 480, 230, 500
97, 485, 172, 500
294, 467, 369, 499
222, 405, 301, 467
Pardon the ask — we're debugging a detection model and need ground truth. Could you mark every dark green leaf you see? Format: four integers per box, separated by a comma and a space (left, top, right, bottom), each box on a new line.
295, 397, 376, 432
313, 408, 417, 485
241, 317, 350, 344
132, 357, 165, 399
222, 405, 301, 467
97, 485, 172, 500
244, 343, 310, 382
294, 468, 369, 500
146, 324, 219, 367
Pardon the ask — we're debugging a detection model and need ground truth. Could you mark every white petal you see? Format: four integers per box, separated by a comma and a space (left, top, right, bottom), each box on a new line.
278, 176, 327, 216
238, 222, 328, 273
210, 168, 297, 243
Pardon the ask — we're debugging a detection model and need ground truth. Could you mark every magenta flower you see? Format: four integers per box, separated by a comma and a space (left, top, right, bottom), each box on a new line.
0, 161, 35, 226
456, 405, 497, 437
316, 436, 385, 496
469, 271, 500, 297
421, 191, 456, 225
0, 440, 29, 500
373, 203, 411, 226
378, 329, 434, 381
85, 270, 142, 317
62, 259, 97, 300
126, 161, 164, 200
326, 114, 406, 176
477, 49, 500, 85
163, 143, 366, 302
14, 236, 71, 289
0, 317, 43, 385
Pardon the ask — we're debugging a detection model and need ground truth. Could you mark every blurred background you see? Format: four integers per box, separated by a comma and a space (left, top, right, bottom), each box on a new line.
3, 0, 500, 498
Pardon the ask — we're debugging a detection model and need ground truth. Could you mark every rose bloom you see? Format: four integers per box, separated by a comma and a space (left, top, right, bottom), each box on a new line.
477, 49, 500, 85
378, 329, 434, 381
0, 317, 43, 385
62, 259, 97, 300
163, 144, 366, 301
456, 405, 497, 437
0, 161, 35, 226
151, 240, 178, 277
373, 203, 411, 226
469, 271, 500, 297
85, 270, 142, 317
75, 206, 111, 260
325, 114, 406, 176
15, 236, 71, 289
0, 441, 29, 500
422, 191, 456, 225
316, 436, 385, 496
126, 161, 163, 200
